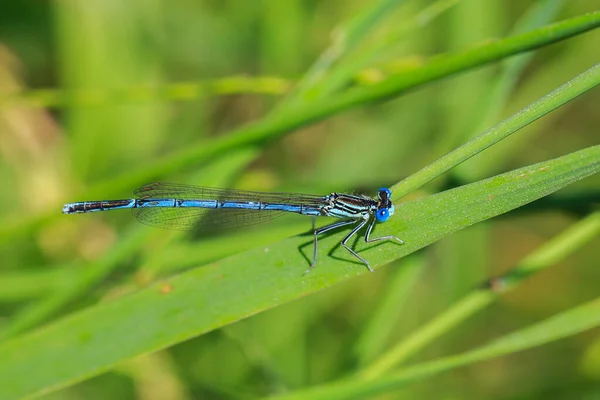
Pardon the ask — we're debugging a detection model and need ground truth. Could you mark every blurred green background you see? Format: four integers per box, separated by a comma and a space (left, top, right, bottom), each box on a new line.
0, 0, 599, 399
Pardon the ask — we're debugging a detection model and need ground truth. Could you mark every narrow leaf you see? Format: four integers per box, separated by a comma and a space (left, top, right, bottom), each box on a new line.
0, 145, 597, 399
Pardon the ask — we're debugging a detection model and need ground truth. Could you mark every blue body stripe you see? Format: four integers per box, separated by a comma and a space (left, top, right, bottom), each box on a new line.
218, 201, 259, 209
63, 198, 327, 216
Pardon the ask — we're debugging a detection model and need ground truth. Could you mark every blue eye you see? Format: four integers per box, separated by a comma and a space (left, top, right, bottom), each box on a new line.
376, 208, 390, 222
378, 187, 391, 199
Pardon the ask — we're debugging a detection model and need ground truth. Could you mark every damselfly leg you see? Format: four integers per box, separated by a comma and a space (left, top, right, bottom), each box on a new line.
307, 215, 403, 274
308, 219, 358, 274
340, 218, 371, 271
364, 217, 405, 244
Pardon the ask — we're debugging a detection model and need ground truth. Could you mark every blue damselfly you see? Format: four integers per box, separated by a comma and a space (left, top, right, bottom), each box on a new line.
62, 182, 404, 271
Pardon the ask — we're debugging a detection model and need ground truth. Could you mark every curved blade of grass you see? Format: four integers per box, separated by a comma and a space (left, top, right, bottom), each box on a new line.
307, 0, 461, 101
272, 294, 600, 400
437, 0, 564, 156
2, 12, 599, 242
392, 61, 600, 199
0, 268, 73, 303
353, 255, 425, 365
0, 144, 598, 399
360, 211, 600, 378
0, 226, 150, 342
0, 76, 291, 109
279, 0, 407, 110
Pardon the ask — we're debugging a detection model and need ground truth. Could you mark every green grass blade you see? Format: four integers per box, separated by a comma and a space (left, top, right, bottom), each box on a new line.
392, 61, 600, 199
323, 10, 600, 112
312, 0, 460, 100
279, 0, 407, 109
0, 268, 73, 303
0, 227, 151, 341
437, 0, 564, 156
0, 144, 597, 399
0, 76, 291, 109
353, 255, 425, 365
270, 295, 600, 400
452, 0, 567, 181
359, 211, 600, 378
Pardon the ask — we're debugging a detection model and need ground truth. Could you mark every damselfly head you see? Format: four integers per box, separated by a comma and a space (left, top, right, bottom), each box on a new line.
378, 187, 391, 200
375, 187, 394, 222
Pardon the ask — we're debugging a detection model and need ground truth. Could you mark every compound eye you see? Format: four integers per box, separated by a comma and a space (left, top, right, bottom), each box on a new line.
378, 187, 392, 199
376, 208, 390, 222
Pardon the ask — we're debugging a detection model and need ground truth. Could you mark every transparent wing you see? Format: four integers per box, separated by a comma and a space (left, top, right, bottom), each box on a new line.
132, 182, 327, 230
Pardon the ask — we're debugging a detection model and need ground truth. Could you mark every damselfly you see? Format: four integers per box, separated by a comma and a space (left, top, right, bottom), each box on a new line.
62, 182, 404, 271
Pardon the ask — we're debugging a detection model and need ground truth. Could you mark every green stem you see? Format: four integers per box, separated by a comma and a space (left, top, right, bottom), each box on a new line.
359, 211, 600, 377
392, 62, 600, 199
